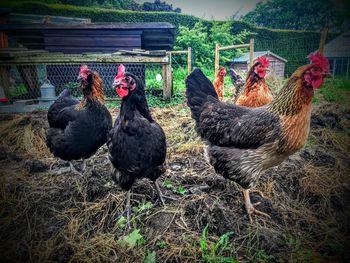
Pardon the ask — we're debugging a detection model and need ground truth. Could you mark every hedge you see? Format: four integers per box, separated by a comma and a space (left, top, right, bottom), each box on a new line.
1, 1, 206, 29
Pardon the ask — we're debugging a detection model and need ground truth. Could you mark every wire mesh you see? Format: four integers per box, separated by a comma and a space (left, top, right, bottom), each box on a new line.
2, 63, 163, 100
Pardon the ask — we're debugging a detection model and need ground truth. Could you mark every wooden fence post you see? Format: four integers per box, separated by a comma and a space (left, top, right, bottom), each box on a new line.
319, 28, 328, 54
249, 38, 254, 68
215, 43, 220, 75
162, 53, 172, 101
187, 47, 192, 75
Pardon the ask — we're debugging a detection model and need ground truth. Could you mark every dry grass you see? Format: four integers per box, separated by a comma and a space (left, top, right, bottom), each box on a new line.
0, 103, 350, 262
0, 112, 50, 158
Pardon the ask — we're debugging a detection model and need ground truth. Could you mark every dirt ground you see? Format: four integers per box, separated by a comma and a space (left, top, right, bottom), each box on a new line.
0, 102, 349, 263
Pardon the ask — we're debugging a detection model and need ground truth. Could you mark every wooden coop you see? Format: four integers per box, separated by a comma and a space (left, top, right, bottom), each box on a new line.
0, 14, 176, 101
229, 51, 287, 78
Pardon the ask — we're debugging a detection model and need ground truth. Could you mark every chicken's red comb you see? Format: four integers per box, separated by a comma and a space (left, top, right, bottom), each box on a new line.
79, 64, 89, 73
257, 56, 269, 67
308, 51, 329, 72
115, 64, 125, 80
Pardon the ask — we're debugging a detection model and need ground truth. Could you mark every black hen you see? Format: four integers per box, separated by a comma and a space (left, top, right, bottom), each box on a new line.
46, 65, 112, 172
107, 64, 166, 228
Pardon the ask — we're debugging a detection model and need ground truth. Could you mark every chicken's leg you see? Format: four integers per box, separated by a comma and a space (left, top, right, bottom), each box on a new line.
125, 190, 131, 230
154, 180, 166, 206
242, 188, 270, 223
81, 159, 87, 172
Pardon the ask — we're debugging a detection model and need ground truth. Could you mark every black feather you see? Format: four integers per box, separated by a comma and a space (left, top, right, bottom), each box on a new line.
185, 68, 218, 126
46, 89, 112, 161
186, 68, 282, 188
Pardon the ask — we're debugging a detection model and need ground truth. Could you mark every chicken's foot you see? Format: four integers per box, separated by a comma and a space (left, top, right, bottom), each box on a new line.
154, 180, 166, 206
242, 188, 270, 223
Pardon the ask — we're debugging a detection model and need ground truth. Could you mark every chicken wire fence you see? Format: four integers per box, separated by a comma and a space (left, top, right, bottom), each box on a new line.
254, 35, 321, 77
2, 63, 164, 100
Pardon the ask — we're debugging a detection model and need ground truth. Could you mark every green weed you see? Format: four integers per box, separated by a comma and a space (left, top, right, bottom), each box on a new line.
200, 225, 238, 263
118, 229, 146, 248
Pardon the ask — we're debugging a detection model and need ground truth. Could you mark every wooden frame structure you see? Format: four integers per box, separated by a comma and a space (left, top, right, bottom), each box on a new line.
169, 47, 193, 75
0, 49, 173, 100
215, 39, 254, 74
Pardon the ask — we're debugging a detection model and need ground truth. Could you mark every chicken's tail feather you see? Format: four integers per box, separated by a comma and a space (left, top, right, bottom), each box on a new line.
186, 68, 218, 124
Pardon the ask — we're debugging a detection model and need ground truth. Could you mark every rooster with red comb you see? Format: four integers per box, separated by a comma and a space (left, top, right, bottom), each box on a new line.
186, 51, 331, 222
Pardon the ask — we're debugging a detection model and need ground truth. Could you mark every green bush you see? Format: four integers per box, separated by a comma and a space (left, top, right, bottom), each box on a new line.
174, 22, 252, 67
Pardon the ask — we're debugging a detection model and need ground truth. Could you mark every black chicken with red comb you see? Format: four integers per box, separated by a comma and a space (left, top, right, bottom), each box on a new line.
46, 65, 112, 173
107, 64, 167, 229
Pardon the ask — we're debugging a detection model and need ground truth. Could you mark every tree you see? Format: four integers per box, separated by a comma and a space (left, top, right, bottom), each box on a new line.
241, 0, 346, 31
142, 0, 181, 13
174, 22, 252, 67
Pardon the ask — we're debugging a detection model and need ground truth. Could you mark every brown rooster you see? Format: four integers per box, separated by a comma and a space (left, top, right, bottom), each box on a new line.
213, 67, 226, 100
186, 52, 330, 222
234, 56, 273, 107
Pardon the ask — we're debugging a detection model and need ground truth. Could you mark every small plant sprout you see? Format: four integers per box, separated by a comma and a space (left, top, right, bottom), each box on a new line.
118, 229, 146, 248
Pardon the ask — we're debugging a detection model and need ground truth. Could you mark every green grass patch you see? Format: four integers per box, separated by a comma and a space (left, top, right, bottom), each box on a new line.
313, 78, 350, 104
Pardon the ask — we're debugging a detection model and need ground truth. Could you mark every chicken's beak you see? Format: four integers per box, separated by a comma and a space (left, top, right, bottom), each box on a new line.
113, 80, 120, 89
77, 75, 83, 82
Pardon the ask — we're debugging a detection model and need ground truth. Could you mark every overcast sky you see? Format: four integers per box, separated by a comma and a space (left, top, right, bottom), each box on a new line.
136, 0, 263, 20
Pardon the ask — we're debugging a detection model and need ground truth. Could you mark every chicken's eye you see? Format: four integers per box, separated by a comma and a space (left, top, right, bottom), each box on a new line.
311, 67, 321, 75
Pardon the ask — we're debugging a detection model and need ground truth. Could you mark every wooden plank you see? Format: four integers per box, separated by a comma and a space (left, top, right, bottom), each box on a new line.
44, 36, 141, 47
215, 43, 220, 75
171, 50, 188, 54
249, 38, 254, 68
218, 43, 249, 51
0, 49, 48, 58
0, 54, 170, 64
188, 47, 192, 75
43, 29, 143, 36
319, 28, 328, 54
162, 62, 172, 100
44, 47, 141, 54
117, 49, 150, 55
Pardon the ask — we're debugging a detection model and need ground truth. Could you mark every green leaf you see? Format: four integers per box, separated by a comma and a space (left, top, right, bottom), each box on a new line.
176, 185, 188, 195
116, 216, 126, 229
119, 229, 145, 248
213, 231, 234, 255
156, 241, 167, 249
133, 201, 153, 213
200, 224, 209, 254
163, 179, 173, 189
143, 250, 156, 263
